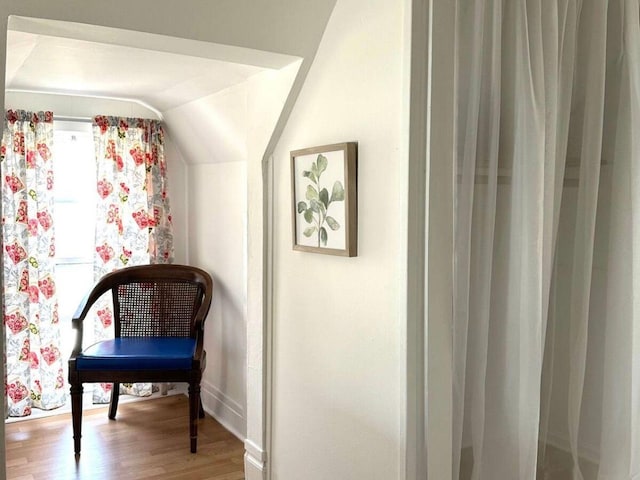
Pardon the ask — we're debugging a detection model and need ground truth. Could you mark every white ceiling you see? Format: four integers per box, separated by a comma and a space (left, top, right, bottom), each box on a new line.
5, 29, 269, 112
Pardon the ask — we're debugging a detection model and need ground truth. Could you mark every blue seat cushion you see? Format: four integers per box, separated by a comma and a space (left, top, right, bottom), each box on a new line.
76, 337, 196, 371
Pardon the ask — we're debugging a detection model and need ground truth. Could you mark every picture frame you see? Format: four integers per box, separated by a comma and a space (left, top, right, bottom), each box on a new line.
291, 142, 357, 256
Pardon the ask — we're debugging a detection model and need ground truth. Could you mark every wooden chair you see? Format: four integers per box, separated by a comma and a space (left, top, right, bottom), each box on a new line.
68, 264, 214, 455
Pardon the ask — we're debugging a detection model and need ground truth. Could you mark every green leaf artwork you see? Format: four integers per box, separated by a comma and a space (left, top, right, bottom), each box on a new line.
299, 153, 344, 247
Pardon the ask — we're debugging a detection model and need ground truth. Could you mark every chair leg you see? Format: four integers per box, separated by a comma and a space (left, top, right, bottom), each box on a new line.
70, 383, 83, 455
108, 383, 120, 420
188, 383, 201, 453
199, 394, 205, 419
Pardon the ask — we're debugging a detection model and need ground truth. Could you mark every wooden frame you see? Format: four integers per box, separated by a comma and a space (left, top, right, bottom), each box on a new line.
291, 142, 357, 256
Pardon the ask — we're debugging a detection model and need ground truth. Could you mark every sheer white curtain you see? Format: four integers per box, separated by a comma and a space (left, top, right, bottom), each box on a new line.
453, 1, 640, 479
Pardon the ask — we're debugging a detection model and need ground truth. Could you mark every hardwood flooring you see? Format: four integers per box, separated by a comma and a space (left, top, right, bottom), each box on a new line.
5, 395, 245, 480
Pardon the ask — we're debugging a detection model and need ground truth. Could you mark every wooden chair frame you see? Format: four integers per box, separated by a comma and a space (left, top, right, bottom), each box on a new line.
68, 264, 214, 455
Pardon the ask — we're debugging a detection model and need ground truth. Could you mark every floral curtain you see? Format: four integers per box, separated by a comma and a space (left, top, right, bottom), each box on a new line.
1, 110, 66, 417
91, 116, 173, 403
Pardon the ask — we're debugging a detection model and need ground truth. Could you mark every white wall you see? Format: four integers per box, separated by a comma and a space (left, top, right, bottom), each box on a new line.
243, 62, 302, 477
269, 0, 406, 478
0, 3, 335, 479
162, 134, 188, 264
164, 83, 249, 165
168, 89, 252, 437
171, 64, 299, 443
188, 161, 248, 437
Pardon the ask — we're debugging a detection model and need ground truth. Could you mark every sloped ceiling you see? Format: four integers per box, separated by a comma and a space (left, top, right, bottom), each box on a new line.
5, 15, 305, 114
1, 1, 339, 112
6, 29, 268, 112
2, 2, 337, 163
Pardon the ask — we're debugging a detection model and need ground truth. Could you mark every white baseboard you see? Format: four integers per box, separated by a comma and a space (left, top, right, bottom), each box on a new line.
192, 382, 267, 478
200, 380, 246, 441
244, 439, 267, 480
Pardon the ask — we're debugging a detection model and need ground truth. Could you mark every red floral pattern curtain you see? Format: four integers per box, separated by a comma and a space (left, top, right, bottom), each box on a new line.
1, 110, 66, 416
90, 116, 173, 403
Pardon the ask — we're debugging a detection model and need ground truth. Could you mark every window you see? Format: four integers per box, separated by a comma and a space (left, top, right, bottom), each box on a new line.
53, 121, 95, 362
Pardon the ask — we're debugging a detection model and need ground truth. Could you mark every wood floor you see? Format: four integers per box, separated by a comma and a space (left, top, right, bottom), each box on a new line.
5, 395, 245, 480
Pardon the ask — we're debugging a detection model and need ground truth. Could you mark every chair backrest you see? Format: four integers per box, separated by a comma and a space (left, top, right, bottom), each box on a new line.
93, 264, 213, 339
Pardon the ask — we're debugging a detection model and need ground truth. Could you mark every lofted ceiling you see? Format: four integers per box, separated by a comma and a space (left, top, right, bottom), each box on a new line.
5, 29, 270, 112
1, 12, 326, 164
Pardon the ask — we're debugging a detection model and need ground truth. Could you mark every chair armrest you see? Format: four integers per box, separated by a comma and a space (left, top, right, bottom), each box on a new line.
71, 291, 92, 329
71, 271, 120, 328
69, 277, 115, 356
191, 278, 214, 335
193, 330, 205, 365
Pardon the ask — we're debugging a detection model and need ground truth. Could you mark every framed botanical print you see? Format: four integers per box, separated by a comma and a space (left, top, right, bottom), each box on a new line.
290, 142, 357, 256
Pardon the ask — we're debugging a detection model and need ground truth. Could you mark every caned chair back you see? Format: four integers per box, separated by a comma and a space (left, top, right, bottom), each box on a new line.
68, 264, 214, 455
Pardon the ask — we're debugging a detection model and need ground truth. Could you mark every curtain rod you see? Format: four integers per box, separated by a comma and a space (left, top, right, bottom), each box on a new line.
5, 88, 164, 120
54, 115, 92, 123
